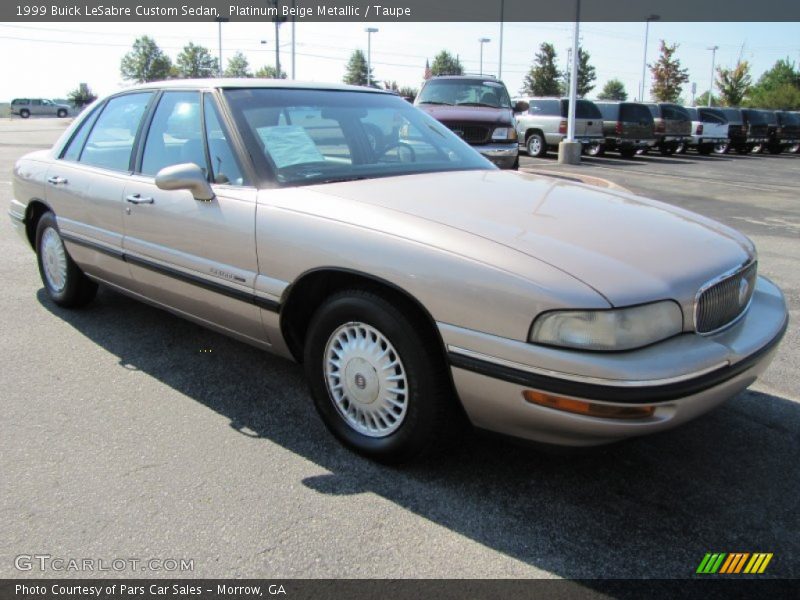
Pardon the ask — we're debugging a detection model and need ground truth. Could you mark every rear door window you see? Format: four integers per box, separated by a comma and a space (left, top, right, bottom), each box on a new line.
60, 104, 103, 162
79, 92, 153, 172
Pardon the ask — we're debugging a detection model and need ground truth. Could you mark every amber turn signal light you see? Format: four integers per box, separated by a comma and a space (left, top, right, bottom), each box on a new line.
522, 390, 656, 420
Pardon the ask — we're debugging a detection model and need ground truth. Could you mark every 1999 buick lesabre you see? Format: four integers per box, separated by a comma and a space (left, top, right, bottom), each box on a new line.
9, 80, 788, 462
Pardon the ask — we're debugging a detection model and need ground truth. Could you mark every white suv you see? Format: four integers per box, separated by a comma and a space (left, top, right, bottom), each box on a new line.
10, 98, 70, 119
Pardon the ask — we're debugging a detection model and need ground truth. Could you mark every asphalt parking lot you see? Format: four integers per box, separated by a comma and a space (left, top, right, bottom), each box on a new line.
1, 118, 798, 581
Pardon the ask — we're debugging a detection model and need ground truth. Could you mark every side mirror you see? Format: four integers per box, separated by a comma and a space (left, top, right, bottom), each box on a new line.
155, 163, 215, 201
513, 101, 529, 114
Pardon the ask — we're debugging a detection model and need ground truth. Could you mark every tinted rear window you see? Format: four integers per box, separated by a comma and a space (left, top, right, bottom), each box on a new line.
644, 104, 659, 117
780, 112, 800, 126
721, 108, 742, 123
620, 104, 654, 123
743, 110, 767, 125
698, 108, 727, 124
686, 107, 699, 120
574, 100, 602, 119
595, 103, 618, 119
661, 104, 690, 121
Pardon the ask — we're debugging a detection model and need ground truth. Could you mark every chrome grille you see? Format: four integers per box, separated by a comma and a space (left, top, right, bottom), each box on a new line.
442, 122, 491, 144
696, 262, 757, 334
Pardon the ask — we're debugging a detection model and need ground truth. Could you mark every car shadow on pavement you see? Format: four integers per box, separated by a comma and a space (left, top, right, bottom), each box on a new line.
37, 287, 800, 580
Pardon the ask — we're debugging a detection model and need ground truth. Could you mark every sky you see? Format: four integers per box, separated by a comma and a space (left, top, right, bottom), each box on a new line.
0, 20, 798, 103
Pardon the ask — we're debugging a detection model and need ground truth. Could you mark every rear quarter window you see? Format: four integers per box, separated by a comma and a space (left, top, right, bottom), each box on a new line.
575, 100, 602, 119
621, 104, 653, 123
662, 105, 690, 121
528, 99, 561, 116
595, 103, 617, 120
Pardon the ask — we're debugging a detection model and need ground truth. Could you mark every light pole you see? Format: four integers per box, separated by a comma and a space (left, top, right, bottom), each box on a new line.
478, 38, 491, 75
365, 27, 378, 87
707, 45, 719, 106
641, 14, 660, 101
498, 0, 504, 79
558, 0, 581, 165
291, 0, 296, 79
215, 17, 229, 77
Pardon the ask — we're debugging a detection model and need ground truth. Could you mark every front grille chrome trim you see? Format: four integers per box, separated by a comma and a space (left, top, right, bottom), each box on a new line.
694, 260, 757, 335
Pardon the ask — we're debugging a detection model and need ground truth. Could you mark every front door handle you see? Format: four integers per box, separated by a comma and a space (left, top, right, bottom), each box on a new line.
47, 176, 68, 185
125, 194, 154, 205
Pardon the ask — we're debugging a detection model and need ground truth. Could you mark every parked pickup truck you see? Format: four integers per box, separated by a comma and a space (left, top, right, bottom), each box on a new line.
643, 103, 692, 155
684, 107, 729, 155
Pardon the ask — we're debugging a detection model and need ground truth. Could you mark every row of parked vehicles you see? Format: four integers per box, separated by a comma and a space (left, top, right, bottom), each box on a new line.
412, 75, 800, 168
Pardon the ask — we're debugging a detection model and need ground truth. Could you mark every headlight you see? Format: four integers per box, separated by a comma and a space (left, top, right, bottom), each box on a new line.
491, 127, 517, 141
529, 301, 683, 351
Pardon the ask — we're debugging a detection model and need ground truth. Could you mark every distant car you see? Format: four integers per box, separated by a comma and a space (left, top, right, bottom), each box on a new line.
716, 108, 746, 154
642, 103, 692, 155
684, 107, 729, 155
777, 111, 800, 153
511, 97, 604, 157
414, 75, 519, 169
10, 98, 70, 119
593, 101, 656, 158
738, 109, 769, 154
8, 79, 788, 462
762, 110, 800, 154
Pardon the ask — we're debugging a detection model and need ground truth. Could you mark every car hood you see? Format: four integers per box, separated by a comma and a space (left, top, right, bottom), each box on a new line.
312, 170, 755, 307
417, 104, 514, 125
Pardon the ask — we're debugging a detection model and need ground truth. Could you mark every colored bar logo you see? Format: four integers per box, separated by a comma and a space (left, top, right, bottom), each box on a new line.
696, 552, 773, 574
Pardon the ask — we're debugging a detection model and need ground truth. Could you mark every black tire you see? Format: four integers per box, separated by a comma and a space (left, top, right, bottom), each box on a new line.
585, 143, 604, 157
619, 148, 637, 158
748, 144, 760, 154
526, 132, 547, 158
789, 143, 800, 154
57, 109, 67, 118
636, 147, 649, 155
674, 142, 687, 154
20, 109, 30, 119
304, 288, 452, 463
35, 212, 97, 308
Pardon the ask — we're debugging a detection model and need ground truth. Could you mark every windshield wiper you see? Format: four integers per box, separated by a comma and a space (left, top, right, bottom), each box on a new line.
418, 101, 453, 106
456, 102, 498, 108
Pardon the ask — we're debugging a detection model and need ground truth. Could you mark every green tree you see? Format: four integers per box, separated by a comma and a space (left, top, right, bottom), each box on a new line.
563, 47, 597, 97
254, 65, 287, 79
175, 42, 219, 78
745, 59, 800, 109
343, 49, 377, 86
694, 91, 719, 107
430, 50, 464, 76
120, 36, 173, 83
649, 40, 689, 102
521, 43, 561, 96
715, 61, 752, 106
224, 51, 252, 78
596, 78, 628, 101
398, 86, 418, 101
66, 83, 97, 108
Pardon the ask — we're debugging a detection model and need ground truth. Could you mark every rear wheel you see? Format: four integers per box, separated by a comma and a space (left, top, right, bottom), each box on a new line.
635, 147, 649, 155
526, 132, 547, 158
57, 109, 67, 118
585, 143, 604, 156
20, 109, 30, 119
35, 212, 97, 307
304, 289, 452, 463
713, 142, 729, 154
789, 143, 800, 154
674, 142, 687, 154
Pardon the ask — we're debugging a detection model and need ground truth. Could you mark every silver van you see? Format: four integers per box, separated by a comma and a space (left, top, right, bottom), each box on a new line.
512, 97, 604, 157
10, 98, 70, 118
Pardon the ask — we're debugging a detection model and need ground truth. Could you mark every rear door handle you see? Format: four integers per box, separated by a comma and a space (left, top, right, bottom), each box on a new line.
125, 193, 154, 205
47, 176, 68, 185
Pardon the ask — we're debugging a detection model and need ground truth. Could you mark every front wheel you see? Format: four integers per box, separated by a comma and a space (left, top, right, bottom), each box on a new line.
36, 212, 97, 307
713, 142, 729, 154
585, 143, 605, 156
57, 109, 68, 118
20, 109, 30, 119
526, 133, 547, 158
674, 142, 687, 154
788, 143, 800, 154
304, 289, 452, 463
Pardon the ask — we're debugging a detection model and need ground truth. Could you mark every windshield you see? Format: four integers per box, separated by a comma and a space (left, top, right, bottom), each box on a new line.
224, 88, 493, 186
417, 79, 511, 108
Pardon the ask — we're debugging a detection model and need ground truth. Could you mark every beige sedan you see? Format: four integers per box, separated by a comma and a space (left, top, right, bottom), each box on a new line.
9, 80, 788, 463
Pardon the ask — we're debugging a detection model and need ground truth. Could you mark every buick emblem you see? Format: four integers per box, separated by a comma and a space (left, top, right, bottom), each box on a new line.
738, 278, 750, 306
354, 373, 367, 390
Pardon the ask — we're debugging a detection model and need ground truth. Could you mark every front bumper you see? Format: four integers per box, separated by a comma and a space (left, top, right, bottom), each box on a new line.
477, 143, 518, 169
441, 276, 788, 446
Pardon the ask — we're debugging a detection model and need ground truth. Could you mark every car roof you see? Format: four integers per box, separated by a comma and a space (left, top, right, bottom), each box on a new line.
123, 78, 391, 94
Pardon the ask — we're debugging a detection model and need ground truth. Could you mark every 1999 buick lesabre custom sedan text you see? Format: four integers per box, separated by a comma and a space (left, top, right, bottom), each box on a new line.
9, 80, 788, 463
